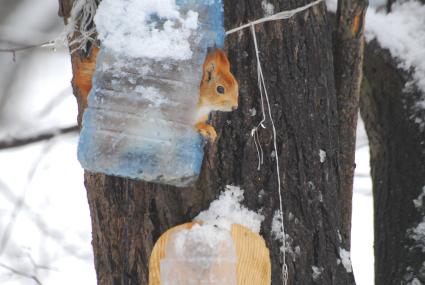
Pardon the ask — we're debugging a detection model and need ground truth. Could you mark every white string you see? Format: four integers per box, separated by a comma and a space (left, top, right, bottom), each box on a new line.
251, 24, 289, 285
225, 0, 323, 35
225, 1, 323, 284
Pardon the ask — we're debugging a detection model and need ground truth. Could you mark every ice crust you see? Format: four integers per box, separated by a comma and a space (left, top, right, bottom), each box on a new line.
78, 0, 225, 186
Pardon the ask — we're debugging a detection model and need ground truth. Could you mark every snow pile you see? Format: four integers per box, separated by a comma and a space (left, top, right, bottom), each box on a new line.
338, 248, 353, 273
94, 0, 198, 60
365, 1, 425, 94
195, 185, 265, 233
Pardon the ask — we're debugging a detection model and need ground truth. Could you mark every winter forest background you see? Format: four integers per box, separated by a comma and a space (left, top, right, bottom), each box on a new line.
0, 0, 423, 284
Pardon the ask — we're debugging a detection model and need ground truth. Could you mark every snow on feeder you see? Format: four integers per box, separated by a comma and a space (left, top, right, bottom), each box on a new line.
77, 0, 236, 187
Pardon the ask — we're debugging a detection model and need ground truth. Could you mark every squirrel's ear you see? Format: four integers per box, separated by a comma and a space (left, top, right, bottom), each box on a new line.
203, 62, 215, 82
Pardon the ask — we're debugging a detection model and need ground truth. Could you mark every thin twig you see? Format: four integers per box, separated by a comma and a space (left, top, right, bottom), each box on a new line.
0, 142, 53, 254
0, 180, 92, 260
0, 41, 56, 61
0, 262, 42, 285
0, 125, 79, 150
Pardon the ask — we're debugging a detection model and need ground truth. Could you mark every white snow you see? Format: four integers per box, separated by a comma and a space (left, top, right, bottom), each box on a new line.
312, 266, 323, 280
365, 1, 425, 94
271, 210, 284, 240
271, 210, 298, 260
319, 149, 326, 163
325, 0, 338, 12
409, 217, 425, 252
94, 0, 199, 60
195, 185, 265, 233
261, 0, 275, 16
413, 186, 425, 208
410, 278, 422, 285
249, 108, 257, 117
339, 248, 353, 273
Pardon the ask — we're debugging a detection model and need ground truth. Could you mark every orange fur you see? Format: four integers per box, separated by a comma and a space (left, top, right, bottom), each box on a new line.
71, 46, 99, 109
195, 48, 239, 142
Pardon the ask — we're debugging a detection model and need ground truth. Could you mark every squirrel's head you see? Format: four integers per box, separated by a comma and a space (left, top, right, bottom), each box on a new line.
199, 48, 239, 112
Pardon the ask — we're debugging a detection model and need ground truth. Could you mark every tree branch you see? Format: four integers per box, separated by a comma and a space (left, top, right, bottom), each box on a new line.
0, 125, 79, 150
0, 262, 42, 285
0, 41, 56, 61
333, 0, 369, 248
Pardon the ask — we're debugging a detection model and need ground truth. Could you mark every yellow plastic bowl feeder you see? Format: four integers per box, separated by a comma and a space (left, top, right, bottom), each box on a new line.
149, 222, 271, 285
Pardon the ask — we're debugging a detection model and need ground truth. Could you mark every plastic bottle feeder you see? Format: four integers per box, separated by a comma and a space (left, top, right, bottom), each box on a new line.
77, 0, 225, 187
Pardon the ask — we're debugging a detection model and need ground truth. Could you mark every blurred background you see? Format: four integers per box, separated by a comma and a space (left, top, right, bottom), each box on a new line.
0, 1, 95, 284
0, 1, 374, 284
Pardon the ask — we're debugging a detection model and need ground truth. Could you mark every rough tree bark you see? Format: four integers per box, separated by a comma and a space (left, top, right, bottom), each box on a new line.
361, 40, 425, 285
59, 0, 365, 284
333, 0, 368, 247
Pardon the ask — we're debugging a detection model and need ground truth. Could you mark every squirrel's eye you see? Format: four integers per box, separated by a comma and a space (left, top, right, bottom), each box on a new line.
216, 85, 225, 94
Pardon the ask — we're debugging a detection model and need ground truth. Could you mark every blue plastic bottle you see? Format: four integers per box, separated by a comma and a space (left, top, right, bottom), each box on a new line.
78, 0, 225, 187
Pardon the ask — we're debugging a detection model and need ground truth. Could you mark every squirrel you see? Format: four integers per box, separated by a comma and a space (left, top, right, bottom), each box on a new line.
195, 48, 239, 142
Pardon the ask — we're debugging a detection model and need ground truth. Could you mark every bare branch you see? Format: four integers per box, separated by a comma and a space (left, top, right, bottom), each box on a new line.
0, 180, 92, 260
0, 41, 56, 61
0, 262, 42, 285
0, 142, 53, 254
0, 125, 79, 150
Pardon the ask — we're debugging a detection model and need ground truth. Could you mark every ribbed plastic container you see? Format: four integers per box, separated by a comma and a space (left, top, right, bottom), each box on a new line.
78, 0, 224, 187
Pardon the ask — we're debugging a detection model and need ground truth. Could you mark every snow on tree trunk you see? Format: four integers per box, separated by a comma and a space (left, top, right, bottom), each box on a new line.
59, 0, 363, 284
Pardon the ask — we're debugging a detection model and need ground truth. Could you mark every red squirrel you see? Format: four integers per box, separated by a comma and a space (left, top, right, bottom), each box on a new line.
195, 48, 239, 142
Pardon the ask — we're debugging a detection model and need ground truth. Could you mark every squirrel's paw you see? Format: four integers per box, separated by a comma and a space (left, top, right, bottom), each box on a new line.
196, 123, 217, 142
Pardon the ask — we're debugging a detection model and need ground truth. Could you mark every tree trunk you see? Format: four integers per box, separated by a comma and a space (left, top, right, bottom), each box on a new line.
333, 0, 368, 247
59, 0, 363, 284
360, 39, 425, 285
